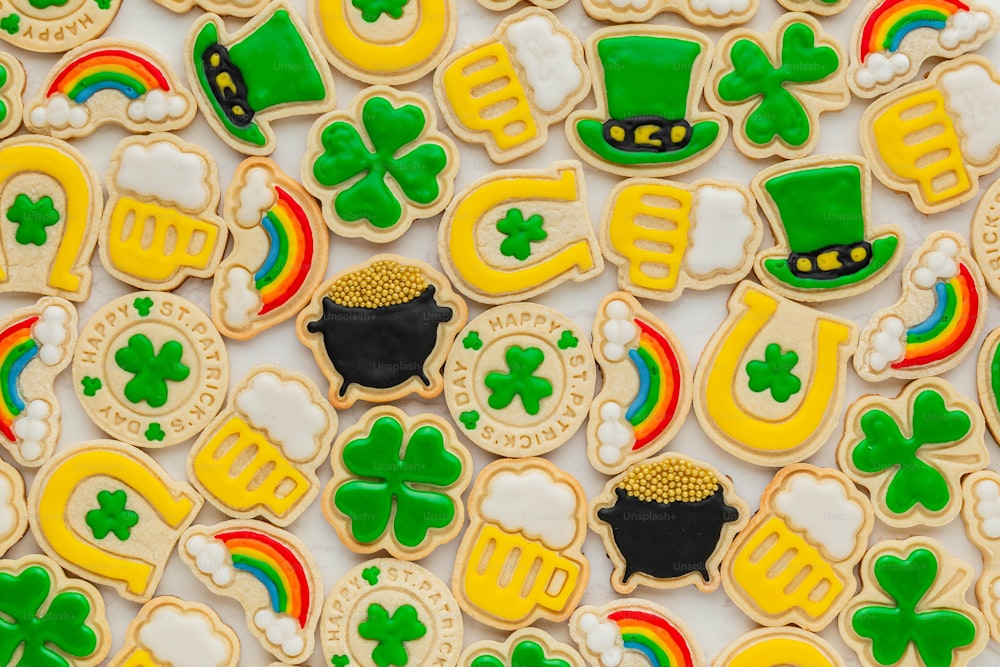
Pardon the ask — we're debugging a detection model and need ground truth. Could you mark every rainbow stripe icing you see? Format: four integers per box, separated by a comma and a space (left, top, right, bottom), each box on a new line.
46, 47, 171, 102
626, 320, 682, 449
893, 262, 979, 369
609, 609, 696, 667
0, 315, 39, 442
860, 0, 970, 59
253, 186, 314, 317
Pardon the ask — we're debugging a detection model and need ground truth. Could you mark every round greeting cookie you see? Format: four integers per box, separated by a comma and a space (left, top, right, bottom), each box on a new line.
976, 327, 1000, 443
0, 52, 24, 139
444, 302, 595, 457
590, 453, 748, 594
0, 459, 26, 556
0, 554, 111, 667
107, 596, 240, 667
839, 537, 988, 667
297, 255, 467, 410
588, 292, 692, 475
453, 457, 589, 630
321, 558, 463, 667
714, 627, 846, 667
960, 470, 1000, 643
323, 406, 471, 560
28, 439, 204, 603
0, 0, 120, 53
854, 231, 986, 381
151, 0, 269, 17
722, 464, 874, 631
460, 628, 585, 667
971, 177, 1000, 299
212, 157, 329, 340
188, 365, 337, 527
73, 291, 228, 448
180, 519, 322, 664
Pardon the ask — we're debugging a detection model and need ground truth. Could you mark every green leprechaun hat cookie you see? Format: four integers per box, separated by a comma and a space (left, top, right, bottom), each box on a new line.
752, 155, 903, 301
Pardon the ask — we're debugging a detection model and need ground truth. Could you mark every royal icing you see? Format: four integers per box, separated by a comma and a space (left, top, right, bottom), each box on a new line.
0, 0, 121, 53
715, 627, 845, 667
570, 601, 705, 667
772, 473, 867, 561
583, 0, 755, 25
961, 471, 1000, 643
0, 52, 24, 140
109, 597, 240, 667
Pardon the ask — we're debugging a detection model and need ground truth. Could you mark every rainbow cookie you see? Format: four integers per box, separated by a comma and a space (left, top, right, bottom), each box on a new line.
971, 177, 1000, 298
0, 52, 24, 139
107, 596, 240, 667
0, 0, 120, 53
961, 470, 1000, 643
438, 162, 603, 304
321, 558, 463, 667
212, 157, 329, 340
25, 41, 195, 139
28, 440, 204, 603
188, 365, 337, 527
854, 231, 986, 381
0, 459, 26, 556
848, 0, 997, 97
460, 628, 585, 667
180, 519, 322, 664
837, 377, 988, 528
569, 599, 705, 667
0, 297, 76, 467
323, 406, 471, 560
722, 464, 874, 630
976, 328, 1000, 443
714, 627, 846, 667
588, 293, 691, 475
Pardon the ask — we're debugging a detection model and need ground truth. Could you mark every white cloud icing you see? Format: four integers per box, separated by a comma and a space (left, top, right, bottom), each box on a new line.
506, 15, 583, 113
912, 235, 959, 288
686, 186, 754, 278
868, 315, 905, 371
234, 370, 329, 462
13, 400, 49, 463
974, 477, 1000, 539
138, 606, 231, 667
34, 304, 71, 366
254, 609, 304, 658
185, 534, 233, 587
596, 402, 633, 466
602, 0, 651, 9
126, 89, 189, 124
854, 52, 910, 91
115, 141, 210, 212
940, 10, 992, 49
772, 472, 866, 561
689, 0, 751, 15
236, 166, 275, 228
601, 299, 638, 362
29, 94, 89, 130
480, 469, 579, 550
941, 63, 1000, 165
219, 266, 261, 331
576, 612, 623, 667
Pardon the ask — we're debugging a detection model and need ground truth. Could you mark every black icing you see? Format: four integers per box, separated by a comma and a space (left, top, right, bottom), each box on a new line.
602, 116, 693, 153
788, 241, 872, 280
202, 44, 254, 127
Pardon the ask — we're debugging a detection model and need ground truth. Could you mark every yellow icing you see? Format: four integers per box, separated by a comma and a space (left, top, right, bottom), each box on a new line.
724, 633, 839, 667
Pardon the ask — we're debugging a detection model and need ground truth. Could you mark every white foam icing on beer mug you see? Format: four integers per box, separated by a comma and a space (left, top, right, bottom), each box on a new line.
506, 15, 583, 113
480, 469, 578, 550
772, 472, 865, 561
686, 186, 755, 277
235, 370, 329, 462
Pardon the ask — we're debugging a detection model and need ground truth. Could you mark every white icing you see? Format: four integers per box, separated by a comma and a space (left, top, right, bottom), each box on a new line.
236, 166, 275, 228
772, 472, 866, 561
0, 473, 15, 536
185, 534, 233, 587
219, 266, 262, 331
506, 15, 583, 113
689, 0, 751, 15
33, 304, 71, 366
12, 400, 49, 462
941, 63, 1000, 165
138, 605, 230, 667
604, 0, 651, 10
596, 402, 634, 466
115, 141, 211, 212
868, 315, 905, 371
854, 52, 910, 91
601, 299, 638, 362
29, 94, 89, 130
480, 469, 578, 550
974, 478, 1000, 539
254, 609, 305, 658
686, 186, 754, 278
912, 236, 959, 288
125, 89, 189, 123
577, 612, 624, 667
234, 370, 329, 463
939, 10, 992, 49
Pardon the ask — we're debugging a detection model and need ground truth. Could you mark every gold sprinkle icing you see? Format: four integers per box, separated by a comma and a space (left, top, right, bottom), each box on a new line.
618, 458, 719, 504
328, 260, 428, 308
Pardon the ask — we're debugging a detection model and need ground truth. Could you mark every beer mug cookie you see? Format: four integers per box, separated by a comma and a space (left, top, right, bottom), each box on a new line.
0, 0, 120, 53
454, 457, 589, 630
714, 627, 846, 667
321, 559, 463, 667
976, 328, 1000, 443
960, 470, 1000, 643
837, 378, 988, 528
323, 407, 471, 560
444, 302, 595, 458
722, 464, 874, 631
28, 440, 204, 603
188, 366, 337, 527
583, 0, 755, 25
99, 134, 227, 291
854, 231, 986, 381
435, 10, 589, 164
461, 629, 585, 667
0, 459, 26, 556
73, 291, 229, 448
180, 519, 322, 664
25, 41, 196, 139
601, 178, 761, 303
0, 53, 24, 139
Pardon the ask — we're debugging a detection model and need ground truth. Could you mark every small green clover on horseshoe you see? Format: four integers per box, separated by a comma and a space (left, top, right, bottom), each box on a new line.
746, 343, 801, 403
85, 489, 139, 541
497, 209, 547, 261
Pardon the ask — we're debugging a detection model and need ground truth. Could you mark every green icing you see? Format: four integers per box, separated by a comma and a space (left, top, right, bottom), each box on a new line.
717, 21, 840, 148
80, 376, 102, 397
85, 489, 138, 541
144, 423, 165, 442
497, 209, 546, 261
852, 548, 976, 667
459, 410, 479, 430
332, 657, 350, 667
358, 603, 427, 667
0, 64, 7, 124
334, 415, 463, 548
851, 388, 971, 515
6, 195, 59, 246
27, 0, 68, 8
312, 95, 447, 230
114, 334, 190, 408
485, 346, 553, 415
462, 332, 483, 350
133, 297, 153, 317
746, 343, 801, 403
557, 331, 578, 350
352, 0, 410, 22
0, 15, 19, 35
991, 342, 1000, 415
362, 566, 380, 586
472, 640, 572, 667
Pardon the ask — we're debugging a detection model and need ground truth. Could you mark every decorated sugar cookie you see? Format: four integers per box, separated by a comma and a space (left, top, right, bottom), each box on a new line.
323, 407, 471, 560
588, 293, 691, 475
722, 464, 874, 631
212, 157, 329, 339
435, 10, 589, 164
693, 281, 857, 467
583, 0, 755, 25
321, 558, 463, 667
706, 15, 849, 160
602, 178, 761, 302
297, 256, 467, 410
444, 302, 596, 458
461, 629, 584, 667
303, 87, 458, 243
971, 178, 1000, 298
152, 0, 269, 17
567, 25, 726, 178
0, 554, 111, 667
569, 599, 705, 667
0, 0, 120, 53
861, 55, 1000, 214
0, 136, 102, 302
0, 459, 26, 556
0, 52, 24, 139
107, 596, 240, 667
189, 366, 336, 527
777, 0, 851, 14
839, 537, 988, 667
25, 41, 195, 139
477, 0, 566, 9
976, 328, 1000, 443
854, 231, 986, 381
453, 457, 589, 630
29, 440, 204, 603
590, 453, 747, 594
751, 155, 903, 301
837, 377, 988, 528
180, 520, 322, 664
961, 470, 1000, 643
438, 162, 602, 304
186, 1, 335, 156
714, 627, 846, 667
73, 291, 229, 448
848, 0, 997, 98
